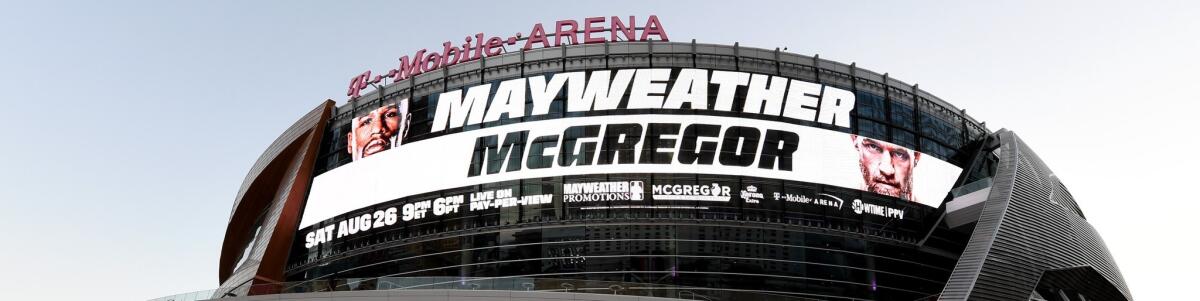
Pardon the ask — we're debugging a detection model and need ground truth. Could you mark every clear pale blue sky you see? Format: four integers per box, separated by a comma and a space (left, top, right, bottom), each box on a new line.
1, 1, 1195, 300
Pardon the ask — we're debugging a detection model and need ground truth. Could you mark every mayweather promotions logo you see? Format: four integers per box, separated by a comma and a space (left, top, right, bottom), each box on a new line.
563, 181, 645, 202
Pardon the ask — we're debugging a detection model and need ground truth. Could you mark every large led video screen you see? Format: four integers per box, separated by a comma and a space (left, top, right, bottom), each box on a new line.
299, 68, 963, 229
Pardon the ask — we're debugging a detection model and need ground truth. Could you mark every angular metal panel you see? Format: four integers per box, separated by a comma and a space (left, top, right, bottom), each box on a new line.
939, 130, 1130, 301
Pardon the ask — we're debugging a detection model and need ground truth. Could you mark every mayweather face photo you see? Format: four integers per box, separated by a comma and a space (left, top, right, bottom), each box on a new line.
347, 100, 410, 161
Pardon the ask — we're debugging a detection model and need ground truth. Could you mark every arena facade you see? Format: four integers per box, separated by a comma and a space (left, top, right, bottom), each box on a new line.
167, 15, 1130, 301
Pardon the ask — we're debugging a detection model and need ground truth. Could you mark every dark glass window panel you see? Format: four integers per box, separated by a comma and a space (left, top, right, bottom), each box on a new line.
891, 129, 917, 150
856, 119, 888, 141
920, 137, 956, 160
889, 102, 915, 130
919, 112, 963, 147
855, 91, 887, 121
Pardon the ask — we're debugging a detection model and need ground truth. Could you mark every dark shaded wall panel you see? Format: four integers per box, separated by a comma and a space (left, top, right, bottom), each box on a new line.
939, 130, 1130, 301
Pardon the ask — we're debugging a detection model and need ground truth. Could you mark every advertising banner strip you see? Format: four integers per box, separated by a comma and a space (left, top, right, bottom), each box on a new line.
300, 180, 928, 248
300, 114, 962, 228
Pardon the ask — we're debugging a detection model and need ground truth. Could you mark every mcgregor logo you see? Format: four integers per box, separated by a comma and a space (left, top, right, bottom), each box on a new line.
651, 183, 732, 202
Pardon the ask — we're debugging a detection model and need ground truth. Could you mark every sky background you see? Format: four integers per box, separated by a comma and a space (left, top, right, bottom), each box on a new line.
0, 1, 1195, 300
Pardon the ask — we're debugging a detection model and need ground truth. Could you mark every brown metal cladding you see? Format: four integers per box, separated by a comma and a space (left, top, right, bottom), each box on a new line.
217, 100, 333, 285
251, 103, 330, 286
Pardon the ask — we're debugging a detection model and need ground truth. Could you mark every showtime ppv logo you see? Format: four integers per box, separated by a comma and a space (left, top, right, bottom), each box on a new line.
346, 15, 669, 99
563, 181, 645, 202
851, 199, 905, 219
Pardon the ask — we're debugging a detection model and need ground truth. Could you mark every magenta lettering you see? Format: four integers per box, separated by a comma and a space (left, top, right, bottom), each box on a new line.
346, 15, 669, 99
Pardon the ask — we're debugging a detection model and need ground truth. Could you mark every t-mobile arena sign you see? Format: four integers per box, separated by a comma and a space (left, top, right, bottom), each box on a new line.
346, 15, 670, 99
